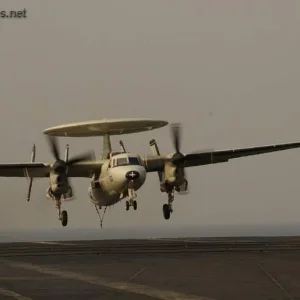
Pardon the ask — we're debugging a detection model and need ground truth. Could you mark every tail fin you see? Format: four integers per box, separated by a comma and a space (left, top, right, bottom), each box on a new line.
101, 134, 112, 159
149, 139, 164, 183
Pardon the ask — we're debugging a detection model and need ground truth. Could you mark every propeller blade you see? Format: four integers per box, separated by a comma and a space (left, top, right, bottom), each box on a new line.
170, 123, 181, 153
47, 135, 60, 161
67, 151, 95, 165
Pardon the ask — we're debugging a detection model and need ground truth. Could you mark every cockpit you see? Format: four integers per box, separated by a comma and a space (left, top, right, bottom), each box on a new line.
108, 153, 143, 168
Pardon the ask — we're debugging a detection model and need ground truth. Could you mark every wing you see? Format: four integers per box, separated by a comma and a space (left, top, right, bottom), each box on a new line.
0, 160, 105, 178
0, 163, 50, 177
144, 141, 300, 172
66, 161, 104, 177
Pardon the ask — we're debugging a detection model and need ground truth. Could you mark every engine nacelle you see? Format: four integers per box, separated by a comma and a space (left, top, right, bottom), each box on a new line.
160, 154, 186, 192
49, 172, 69, 194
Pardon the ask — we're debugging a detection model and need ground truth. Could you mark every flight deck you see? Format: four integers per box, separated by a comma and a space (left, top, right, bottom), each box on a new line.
0, 236, 300, 299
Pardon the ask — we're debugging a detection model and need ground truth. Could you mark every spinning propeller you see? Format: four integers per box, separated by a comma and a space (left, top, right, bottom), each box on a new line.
169, 123, 213, 166
170, 123, 185, 166
46, 135, 95, 201
168, 123, 213, 193
26, 137, 94, 202
47, 135, 94, 173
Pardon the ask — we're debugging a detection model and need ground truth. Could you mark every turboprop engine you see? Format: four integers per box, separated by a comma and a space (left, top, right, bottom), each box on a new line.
161, 159, 187, 193
163, 153, 185, 185
159, 124, 189, 193
45, 136, 93, 199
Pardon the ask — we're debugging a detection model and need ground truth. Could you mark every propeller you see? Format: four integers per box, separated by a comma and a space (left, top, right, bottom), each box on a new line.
169, 123, 185, 166
46, 135, 94, 173
167, 123, 215, 193
169, 123, 214, 166
171, 123, 181, 154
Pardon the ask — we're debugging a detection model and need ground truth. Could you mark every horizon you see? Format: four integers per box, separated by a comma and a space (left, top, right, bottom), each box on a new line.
1, 222, 300, 243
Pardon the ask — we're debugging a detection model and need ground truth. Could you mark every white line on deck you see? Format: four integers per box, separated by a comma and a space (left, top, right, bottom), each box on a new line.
1, 259, 215, 300
33, 241, 78, 246
0, 287, 32, 300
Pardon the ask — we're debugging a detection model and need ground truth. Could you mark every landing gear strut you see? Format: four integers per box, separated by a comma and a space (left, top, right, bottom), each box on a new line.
163, 189, 174, 220
125, 188, 138, 211
55, 196, 68, 227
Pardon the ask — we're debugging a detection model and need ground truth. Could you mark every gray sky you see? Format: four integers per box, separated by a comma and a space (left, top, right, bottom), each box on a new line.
0, 0, 300, 232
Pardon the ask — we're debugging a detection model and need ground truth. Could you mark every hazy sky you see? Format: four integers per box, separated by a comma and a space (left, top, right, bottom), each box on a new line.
0, 0, 300, 231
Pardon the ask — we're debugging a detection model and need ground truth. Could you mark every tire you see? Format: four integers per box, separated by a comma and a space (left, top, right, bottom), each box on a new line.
133, 200, 137, 210
61, 210, 68, 226
163, 204, 171, 220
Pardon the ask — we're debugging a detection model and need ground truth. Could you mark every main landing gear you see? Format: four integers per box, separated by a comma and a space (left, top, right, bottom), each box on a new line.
47, 188, 69, 227
125, 188, 138, 211
162, 180, 188, 220
55, 197, 68, 227
162, 190, 174, 220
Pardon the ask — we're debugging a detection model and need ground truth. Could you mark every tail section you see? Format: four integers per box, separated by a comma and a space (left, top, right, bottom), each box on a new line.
101, 134, 112, 159
26, 143, 36, 201
149, 139, 164, 187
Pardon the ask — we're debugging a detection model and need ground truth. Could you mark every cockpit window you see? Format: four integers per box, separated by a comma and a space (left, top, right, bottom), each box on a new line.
112, 156, 141, 167
128, 157, 140, 165
116, 158, 128, 166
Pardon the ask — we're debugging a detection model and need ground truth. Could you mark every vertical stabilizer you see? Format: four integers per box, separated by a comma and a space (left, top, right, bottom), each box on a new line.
101, 134, 112, 159
27, 143, 36, 202
149, 139, 164, 183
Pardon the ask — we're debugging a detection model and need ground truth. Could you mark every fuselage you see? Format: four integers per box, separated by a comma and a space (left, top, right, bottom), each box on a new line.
88, 152, 146, 207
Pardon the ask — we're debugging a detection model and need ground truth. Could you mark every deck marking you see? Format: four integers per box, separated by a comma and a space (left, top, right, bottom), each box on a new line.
258, 263, 294, 300
0, 287, 32, 300
33, 241, 78, 246
1, 259, 215, 300
0, 276, 53, 281
129, 268, 146, 281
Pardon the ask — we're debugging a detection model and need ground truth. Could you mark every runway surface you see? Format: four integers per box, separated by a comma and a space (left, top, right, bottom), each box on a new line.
1, 236, 300, 299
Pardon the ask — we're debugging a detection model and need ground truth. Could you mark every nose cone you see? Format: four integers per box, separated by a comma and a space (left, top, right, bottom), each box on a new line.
125, 170, 140, 180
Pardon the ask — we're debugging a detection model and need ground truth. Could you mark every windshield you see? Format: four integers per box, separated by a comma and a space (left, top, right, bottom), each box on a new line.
115, 156, 141, 167
128, 157, 140, 165
116, 158, 128, 166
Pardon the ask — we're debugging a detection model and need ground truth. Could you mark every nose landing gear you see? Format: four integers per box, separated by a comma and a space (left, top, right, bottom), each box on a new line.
125, 188, 138, 211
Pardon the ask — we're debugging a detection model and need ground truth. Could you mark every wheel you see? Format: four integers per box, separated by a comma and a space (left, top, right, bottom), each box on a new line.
61, 210, 68, 226
126, 201, 129, 211
163, 204, 171, 220
133, 200, 137, 210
